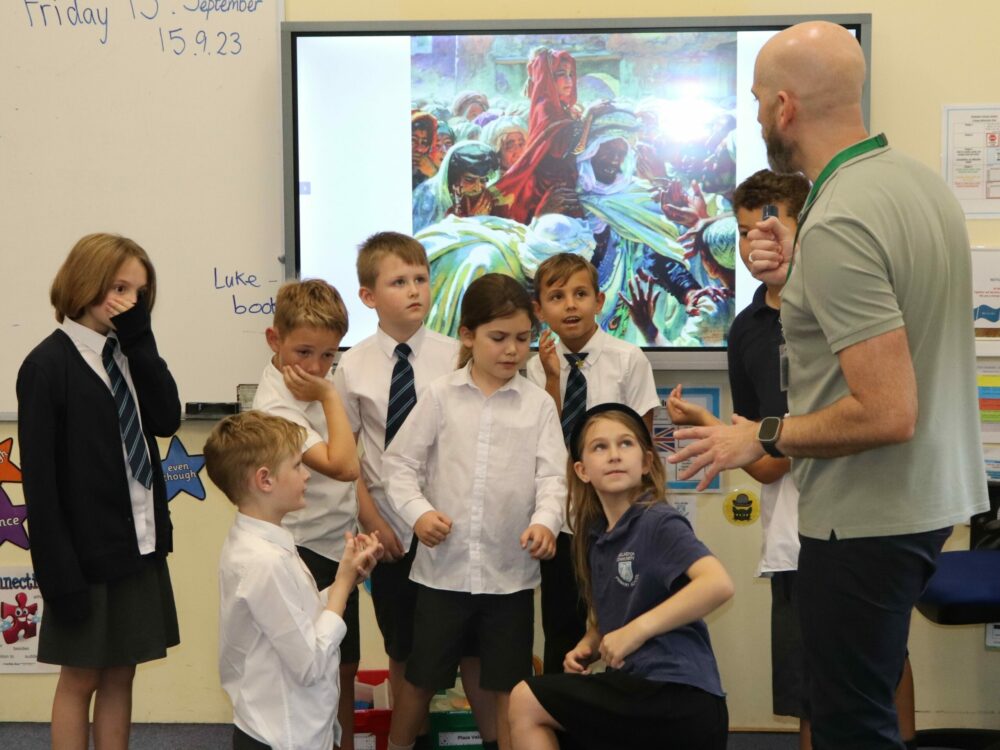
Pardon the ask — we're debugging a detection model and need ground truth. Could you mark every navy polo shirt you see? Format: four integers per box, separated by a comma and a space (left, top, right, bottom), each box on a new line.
589, 501, 724, 696
727, 283, 787, 420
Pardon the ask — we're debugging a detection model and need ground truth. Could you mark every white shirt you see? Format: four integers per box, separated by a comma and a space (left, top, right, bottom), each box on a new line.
332, 325, 459, 547
526, 327, 660, 417
526, 327, 659, 533
218, 513, 346, 750
61, 318, 156, 554
757, 473, 801, 576
383, 364, 566, 594
253, 359, 357, 561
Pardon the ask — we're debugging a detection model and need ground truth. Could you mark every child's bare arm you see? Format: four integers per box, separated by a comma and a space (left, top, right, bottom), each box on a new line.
284, 365, 360, 481
599, 555, 733, 669
356, 479, 405, 560
666, 384, 719, 427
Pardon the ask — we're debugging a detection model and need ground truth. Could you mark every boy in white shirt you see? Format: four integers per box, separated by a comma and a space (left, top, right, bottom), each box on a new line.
252, 279, 363, 748
526, 252, 660, 673
205, 410, 381, 750
332, 231, 496, 749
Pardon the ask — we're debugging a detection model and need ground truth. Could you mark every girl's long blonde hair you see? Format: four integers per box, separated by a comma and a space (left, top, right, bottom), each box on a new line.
568, 409, 667, 615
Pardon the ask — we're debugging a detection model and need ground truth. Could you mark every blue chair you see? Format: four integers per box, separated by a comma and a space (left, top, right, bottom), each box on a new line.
913, 507, 1000, 749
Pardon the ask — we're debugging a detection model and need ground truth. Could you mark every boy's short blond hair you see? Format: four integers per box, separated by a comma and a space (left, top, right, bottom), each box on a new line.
533, 253, 599, 301
273, 279, 349, 337
204, 411, 306, 506
356, 231, 429, 289
50, 233, 157, 323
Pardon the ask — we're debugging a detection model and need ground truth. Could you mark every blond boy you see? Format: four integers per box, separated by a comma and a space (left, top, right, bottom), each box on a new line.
332, 231, 497, 750
251, 279, 362, 749
205, 411, 380, 750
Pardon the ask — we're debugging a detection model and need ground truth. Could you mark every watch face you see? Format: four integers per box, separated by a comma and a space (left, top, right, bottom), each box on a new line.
759, 417, 781, 442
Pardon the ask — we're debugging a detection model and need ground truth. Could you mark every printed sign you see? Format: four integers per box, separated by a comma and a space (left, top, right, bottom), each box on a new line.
0, 567, 58, 673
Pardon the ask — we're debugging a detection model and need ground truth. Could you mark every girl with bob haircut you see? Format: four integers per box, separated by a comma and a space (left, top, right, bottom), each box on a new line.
383, 273, 566, 750
509, 403, 733, 750
17, 233, 181, 749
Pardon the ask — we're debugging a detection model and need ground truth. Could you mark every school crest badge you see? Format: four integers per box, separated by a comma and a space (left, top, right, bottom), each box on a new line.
615, 551, 637, 587
617, 559, 634, 583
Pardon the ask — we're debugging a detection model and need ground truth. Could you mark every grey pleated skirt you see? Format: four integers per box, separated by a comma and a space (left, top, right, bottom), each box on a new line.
37, 555, 179, 668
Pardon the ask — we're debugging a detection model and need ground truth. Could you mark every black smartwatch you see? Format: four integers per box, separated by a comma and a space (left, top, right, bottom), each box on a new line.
757, 416, 785, 458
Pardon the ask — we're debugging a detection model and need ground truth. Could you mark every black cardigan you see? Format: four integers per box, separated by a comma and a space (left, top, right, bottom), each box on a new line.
16, 302, 181, 622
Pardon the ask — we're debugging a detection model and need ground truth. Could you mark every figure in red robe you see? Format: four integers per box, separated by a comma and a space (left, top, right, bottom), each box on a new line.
495, 48, 584, 225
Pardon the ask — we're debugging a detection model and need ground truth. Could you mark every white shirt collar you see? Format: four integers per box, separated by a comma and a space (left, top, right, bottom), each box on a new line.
453, 360, 524, 396
62, 317, 114, 356
376, 324, 427, 361
556, 326, 605, 367
234, 512, 297, 553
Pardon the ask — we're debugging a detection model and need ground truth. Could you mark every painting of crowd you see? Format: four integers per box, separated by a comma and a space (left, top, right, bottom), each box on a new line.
408, 32, 740, 347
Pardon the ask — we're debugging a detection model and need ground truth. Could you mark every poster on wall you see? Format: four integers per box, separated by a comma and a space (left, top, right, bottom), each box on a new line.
654, 385, 722, 492
0, 567, 56, 673
942, 105, 1000, 219
972, 248, 1000, 338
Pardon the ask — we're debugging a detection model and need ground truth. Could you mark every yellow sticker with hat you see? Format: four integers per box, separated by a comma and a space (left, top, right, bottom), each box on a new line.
723, 488, 759, 526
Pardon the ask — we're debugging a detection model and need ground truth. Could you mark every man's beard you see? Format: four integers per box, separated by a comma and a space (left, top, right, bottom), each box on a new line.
765, 126, 798, 174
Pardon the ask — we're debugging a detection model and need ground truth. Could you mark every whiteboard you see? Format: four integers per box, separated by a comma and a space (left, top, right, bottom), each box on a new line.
0, 0, 284, 417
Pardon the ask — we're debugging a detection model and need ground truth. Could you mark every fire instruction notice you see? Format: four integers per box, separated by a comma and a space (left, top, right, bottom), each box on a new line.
943, 105, 1000, 218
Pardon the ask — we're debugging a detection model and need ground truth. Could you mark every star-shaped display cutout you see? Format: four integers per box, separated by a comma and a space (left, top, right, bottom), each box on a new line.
160, 436, 207, 502
0, 437, 22, 483
0, 486, 29, 550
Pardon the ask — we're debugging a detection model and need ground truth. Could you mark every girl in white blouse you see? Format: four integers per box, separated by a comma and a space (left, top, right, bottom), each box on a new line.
383, 273, 567, 750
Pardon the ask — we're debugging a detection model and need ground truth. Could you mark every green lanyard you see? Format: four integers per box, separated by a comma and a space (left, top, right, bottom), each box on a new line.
786, 133, 889, 282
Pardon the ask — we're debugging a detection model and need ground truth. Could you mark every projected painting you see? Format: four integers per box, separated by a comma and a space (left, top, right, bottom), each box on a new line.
408, 32, 738, 347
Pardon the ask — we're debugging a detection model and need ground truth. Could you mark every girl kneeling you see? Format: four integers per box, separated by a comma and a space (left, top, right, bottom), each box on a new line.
510, 403, 733, 750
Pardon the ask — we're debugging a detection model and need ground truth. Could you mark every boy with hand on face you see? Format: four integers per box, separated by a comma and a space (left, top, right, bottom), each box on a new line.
526, 252, 659, 674
252, 279, 363, 749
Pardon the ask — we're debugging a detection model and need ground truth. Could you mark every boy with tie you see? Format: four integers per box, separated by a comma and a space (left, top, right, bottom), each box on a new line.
333, 231, 495, 749
526, 253, 660, 673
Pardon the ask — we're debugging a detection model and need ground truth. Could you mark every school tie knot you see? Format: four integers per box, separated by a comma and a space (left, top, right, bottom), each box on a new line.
101, 336, 153, 489
385, 343, 417, 448
102, 336, 117, 364
561, 352, 588, 443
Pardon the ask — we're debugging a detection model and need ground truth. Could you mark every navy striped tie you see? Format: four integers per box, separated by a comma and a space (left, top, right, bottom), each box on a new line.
102, 337, 153, 489
385, 343, 416, 448
561, 352, 588, 442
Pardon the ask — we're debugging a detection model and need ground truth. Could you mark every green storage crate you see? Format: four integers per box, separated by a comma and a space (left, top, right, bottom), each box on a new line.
429, 710, 483, 749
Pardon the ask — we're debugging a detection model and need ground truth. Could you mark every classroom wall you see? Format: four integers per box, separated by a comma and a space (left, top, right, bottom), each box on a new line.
1, 0, 999, 732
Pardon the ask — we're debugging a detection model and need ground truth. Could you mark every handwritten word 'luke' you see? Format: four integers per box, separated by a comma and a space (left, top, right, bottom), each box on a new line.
23, 0, 110, 45
213, 268, 260, 289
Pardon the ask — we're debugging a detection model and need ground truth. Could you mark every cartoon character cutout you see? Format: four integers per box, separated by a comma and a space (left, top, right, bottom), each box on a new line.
1, 592, 39, 644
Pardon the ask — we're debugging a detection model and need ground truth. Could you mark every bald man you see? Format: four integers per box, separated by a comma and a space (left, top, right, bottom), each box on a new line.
669, 21, 989, 750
